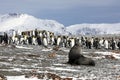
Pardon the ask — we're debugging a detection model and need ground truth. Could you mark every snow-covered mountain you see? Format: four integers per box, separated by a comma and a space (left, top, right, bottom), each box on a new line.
0, 13, 120, 36
0, 13, 67, 35
66, 23, 120, 35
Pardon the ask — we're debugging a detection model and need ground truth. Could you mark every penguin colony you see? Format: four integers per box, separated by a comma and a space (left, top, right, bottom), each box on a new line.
0, 29, 120, 50
0, 29, 120, 67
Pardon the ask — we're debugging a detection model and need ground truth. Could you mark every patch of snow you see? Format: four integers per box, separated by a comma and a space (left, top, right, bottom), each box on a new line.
61, 49, 69, 52
0, 62, 12, 66
7, 75, 78, 80
112, 54, 120, 59
12, 68, 21, 72
53, 63, 66, 66
93, 56, 105, 59
94, 51, 113, 55
7, 76, 40, 80
41, 48, 52, 52
47, 66, 79, 72
94, 51, 120, 59
16, 46, 33, 49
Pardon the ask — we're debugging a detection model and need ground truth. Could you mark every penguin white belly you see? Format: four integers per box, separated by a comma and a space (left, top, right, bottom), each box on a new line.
99, 40, 104, 47
14, 37, 19, 44
43, 38, 48, 46
104, 40, 108, 49
32, 38, 37, 45
57, 38, 61, 46
20, 37, 24, 42
51, 37, 54, 45
12, 36, 15, 43
91, 39, 94, 46
20, 37, 24, 44
71, 39, 75, 47
39, 33, 43, 38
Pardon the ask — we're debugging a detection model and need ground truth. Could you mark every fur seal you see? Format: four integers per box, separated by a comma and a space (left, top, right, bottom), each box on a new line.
68, 43, 95, 66
68, 43, 82, 64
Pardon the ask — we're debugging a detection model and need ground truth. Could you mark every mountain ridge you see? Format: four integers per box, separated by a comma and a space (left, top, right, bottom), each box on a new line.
66, 23, 120, 35
0, 13, 67, 35
0, 13, 120, 35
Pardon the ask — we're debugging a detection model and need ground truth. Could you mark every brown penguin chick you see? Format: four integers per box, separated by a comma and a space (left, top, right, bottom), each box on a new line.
48, 52, 56, 58
53, 46, 59, 51
0, 73, 7, 80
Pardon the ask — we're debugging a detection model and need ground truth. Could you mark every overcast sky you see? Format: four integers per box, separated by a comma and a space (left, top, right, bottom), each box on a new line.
0, 0, 120, 26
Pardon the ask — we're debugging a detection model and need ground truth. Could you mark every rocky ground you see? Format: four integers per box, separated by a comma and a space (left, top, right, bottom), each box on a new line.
0, 44, 120, 80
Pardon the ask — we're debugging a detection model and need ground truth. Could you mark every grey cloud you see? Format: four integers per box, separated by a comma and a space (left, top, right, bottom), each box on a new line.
0, 0, 120, 26
1, 0, 120, 10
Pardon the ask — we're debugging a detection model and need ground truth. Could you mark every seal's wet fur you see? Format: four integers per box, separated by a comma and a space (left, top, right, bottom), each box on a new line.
68, 43, 95, 66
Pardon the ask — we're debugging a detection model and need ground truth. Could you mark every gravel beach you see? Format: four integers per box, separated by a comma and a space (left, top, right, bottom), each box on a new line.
0, 45, 120, 80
